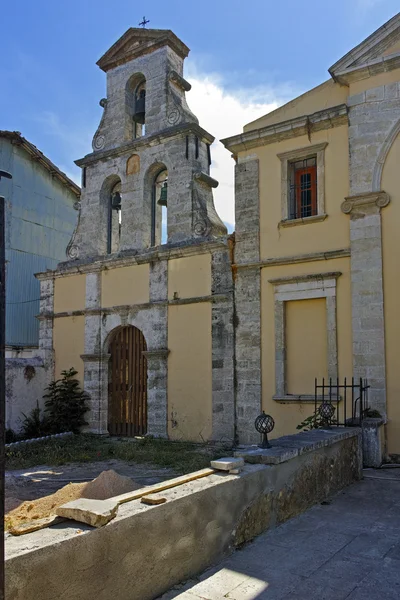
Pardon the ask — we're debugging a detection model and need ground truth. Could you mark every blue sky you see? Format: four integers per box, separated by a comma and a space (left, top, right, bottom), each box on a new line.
1, 1, 398, 227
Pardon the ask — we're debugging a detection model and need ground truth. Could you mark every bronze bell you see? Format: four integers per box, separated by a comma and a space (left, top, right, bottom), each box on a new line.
111, 191, 121, 211
133, 89, 146, 124
157, 181, 168, 206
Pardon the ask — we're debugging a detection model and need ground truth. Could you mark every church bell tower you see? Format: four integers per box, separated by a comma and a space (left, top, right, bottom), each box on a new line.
68, 27, 227, 261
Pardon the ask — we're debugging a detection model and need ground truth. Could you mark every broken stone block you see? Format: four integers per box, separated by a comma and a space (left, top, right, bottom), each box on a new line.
56, 498, 118, 527
9, 515, 65, 536
141, 494, 167, 505
210, 457, 245, 471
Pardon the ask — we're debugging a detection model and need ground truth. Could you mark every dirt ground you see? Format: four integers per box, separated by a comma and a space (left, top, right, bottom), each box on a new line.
5, 459, 177, 509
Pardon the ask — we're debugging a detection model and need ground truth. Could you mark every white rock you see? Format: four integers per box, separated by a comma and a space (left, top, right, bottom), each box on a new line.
56, 498, 118, 527
210, 457, 245, 471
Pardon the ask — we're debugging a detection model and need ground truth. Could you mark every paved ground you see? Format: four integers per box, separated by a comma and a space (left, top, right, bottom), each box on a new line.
160, 469, 400, 600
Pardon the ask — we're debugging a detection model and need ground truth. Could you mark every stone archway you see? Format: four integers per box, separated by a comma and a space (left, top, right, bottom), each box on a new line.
108, 325, 148, 436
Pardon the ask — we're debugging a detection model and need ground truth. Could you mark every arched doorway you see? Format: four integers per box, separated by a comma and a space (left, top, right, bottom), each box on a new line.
108, 326, 148, 436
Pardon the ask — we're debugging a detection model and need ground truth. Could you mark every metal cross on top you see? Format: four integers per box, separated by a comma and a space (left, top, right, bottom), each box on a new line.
139, 16, 150, 28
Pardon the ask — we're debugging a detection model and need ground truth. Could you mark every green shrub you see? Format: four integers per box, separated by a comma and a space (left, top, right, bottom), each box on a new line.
20, 402, 51, 439
44, 368, 89, 434
5, 428, 19, 444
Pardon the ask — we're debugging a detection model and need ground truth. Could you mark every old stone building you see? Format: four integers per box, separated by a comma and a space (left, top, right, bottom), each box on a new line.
37, 28, 235, 442
38, 15, 400, 456
222, 12, 400, 453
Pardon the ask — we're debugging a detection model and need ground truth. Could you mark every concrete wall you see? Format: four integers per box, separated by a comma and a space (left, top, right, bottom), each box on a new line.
5, 428, 362, 600
5, 357, 49, 432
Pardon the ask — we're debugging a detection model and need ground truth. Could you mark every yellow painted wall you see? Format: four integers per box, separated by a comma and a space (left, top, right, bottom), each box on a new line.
168, 254, 211, 300
382, 130, 400, 455
53, 316, 85, 385
101, 264, 149, 308
286, 298, 328, 395
244, 80, 348, 132
349, 68, 400, 95
261, 257, 353, 439
54, 274, 86, 313
248, 126, 349, 261
168, 303, 212, 441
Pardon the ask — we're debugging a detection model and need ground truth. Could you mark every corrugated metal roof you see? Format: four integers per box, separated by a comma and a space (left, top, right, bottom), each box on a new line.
6, 249, 58, 346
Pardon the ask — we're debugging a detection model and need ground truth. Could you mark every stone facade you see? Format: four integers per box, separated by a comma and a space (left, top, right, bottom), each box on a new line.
36, 17, 400, 448
37, 28, 234, 442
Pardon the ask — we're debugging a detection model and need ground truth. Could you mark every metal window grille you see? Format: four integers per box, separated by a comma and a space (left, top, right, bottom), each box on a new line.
288, 157, 317, 219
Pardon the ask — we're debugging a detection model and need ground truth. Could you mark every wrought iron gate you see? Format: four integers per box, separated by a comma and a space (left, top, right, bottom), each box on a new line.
314, 377, 370, 427
108, 326, 147, 436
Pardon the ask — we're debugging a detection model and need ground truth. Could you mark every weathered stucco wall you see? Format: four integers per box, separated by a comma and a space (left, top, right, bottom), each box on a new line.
54, 274, 86, 313
255, 126, 349, 260
5, 357, 49, 432
101, 264, 149, 307
53, 316, 85, 383
168, 254, 211, 300
5, 428, 362, 600
244, 80, 348, 131
168, 303, 212, 441
286, 298, 328, 395
382, 129, 400, 455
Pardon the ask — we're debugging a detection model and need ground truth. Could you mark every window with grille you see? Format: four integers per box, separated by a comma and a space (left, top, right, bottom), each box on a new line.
288, 157, 317, 219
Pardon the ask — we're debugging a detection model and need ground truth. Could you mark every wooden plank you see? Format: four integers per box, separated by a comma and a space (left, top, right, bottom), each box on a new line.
114, 468, 216, 506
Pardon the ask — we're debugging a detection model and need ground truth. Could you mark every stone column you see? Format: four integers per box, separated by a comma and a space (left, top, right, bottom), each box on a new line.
341, 192, 390, 417
81, 271, 108, 434
211, 247, 235, 442
234, 158, 261, 444
37, 275, 55, 380
146, 260, 168, 438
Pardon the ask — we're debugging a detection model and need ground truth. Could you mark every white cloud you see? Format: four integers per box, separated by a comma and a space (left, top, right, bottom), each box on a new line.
35, 73, 297, 229
185, 71, 290, 227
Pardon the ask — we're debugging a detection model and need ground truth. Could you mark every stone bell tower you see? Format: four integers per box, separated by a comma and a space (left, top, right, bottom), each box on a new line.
68, 27, 227, 261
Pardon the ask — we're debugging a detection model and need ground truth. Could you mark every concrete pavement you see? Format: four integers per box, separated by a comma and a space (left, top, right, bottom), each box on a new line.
159, 469, 400, 600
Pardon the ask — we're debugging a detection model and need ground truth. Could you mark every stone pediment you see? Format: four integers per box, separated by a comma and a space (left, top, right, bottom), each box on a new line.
97, 28, 190, 72
329, 13, 400, 84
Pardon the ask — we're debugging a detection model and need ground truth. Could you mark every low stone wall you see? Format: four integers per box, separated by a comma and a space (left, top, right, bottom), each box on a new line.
5, 428, 362, 600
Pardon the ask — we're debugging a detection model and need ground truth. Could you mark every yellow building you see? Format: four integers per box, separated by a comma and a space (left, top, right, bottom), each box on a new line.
37, 15, 400, 459
222, 13, 400, 455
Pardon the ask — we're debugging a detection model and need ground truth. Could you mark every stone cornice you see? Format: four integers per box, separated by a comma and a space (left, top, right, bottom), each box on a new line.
220, 105, 348, 154
277, 142, 328, 161
234, 248, 350, 270
75, 123, 215, 167
35, 239, 228, 280
329, 13, 400, 82
269, 271, 342, 286
96, 28, 190, 72
330, 53, 400, 85
341, 191, 390, 214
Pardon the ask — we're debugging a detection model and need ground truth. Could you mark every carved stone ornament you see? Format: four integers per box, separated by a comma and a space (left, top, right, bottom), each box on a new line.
93, 135, 105, 150
341, 191, 390, 214
68, 245, 79, 260
194, 220, 208, 236
167, 108, 181, 125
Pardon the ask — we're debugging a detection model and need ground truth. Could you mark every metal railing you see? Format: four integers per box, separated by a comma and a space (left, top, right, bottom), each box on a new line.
314, 377, 370, 427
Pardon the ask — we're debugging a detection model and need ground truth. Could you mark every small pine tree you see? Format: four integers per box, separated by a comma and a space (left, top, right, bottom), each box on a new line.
44, 368, 89, 434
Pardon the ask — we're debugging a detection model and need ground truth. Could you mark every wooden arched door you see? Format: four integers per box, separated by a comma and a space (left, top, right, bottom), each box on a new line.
108, 326, 147, 436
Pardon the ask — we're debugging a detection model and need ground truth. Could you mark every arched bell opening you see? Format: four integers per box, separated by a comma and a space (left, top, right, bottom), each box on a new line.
108, 178, 122, 254
126, 73, 146, 139
107, 325, 148, 437
151, 168, 168, 246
